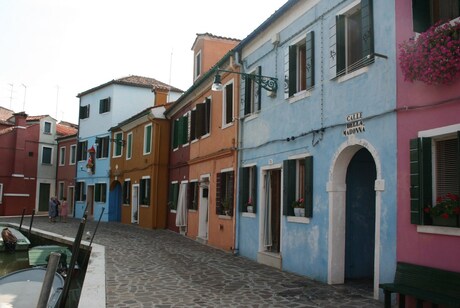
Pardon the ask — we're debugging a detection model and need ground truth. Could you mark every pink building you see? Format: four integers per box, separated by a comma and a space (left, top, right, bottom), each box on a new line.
396, 0, 460, 274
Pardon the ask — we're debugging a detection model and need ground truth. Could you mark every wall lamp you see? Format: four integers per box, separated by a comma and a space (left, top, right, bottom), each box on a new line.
211, 68, 278, 92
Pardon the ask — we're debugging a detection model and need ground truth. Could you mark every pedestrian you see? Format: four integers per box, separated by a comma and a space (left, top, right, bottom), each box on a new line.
1, 227, 17, 253
54, 196, 61, 221
60, 197, 68, 223
49, 197, 57, 222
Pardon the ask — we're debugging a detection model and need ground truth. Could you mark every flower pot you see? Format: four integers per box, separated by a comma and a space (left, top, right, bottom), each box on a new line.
294, 207, 305, 217
432, 216, 458, 227
247, 206, 254, 213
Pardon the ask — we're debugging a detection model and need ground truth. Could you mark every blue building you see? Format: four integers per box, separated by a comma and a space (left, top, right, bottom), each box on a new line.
75, 76, 182, 222
233, 0, 396, 299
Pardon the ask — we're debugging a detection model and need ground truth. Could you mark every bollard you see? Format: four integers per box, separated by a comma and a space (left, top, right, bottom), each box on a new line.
37, 252, 61, 308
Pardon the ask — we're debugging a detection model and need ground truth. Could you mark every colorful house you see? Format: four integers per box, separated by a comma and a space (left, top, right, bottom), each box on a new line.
164, 33, 240, 251
234, 0, 396, 299
75, 75, 182, 221
395, 0, 460, 305
109, 86, 171, 229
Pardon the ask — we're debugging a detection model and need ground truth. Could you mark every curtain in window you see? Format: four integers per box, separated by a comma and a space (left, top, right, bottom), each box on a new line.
175, 183, 188, 227
263, 172, 272, 248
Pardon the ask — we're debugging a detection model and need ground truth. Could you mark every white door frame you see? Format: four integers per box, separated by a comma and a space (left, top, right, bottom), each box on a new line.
327, 138, 384, 299
131, 184, 139, 224
198, 174, 210, 240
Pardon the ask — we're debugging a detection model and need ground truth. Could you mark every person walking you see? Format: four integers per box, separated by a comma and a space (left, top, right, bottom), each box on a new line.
60, 197, 68, 223
53, 196, 61, 221
49, 197, 57, 222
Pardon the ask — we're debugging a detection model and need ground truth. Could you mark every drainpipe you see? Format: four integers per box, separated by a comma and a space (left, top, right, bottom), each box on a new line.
233, 51, 242, 255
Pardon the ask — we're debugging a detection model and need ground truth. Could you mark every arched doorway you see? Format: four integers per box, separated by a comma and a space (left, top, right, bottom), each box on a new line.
345, 148, 376, 282
327, 140, 383, 299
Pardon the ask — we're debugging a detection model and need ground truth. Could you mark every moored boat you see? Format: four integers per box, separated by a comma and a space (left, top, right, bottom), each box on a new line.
0, 226, 31, 252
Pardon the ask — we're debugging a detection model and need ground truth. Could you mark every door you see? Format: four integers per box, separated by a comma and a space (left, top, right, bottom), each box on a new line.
67, 186, 75, 217
38, 183, 51, 212
86, 185, 94, 219
109, 182, 122, 222
345, 148, 376, 281
198, 178, 209, 240
132, 184, 139, 224
263, 169, 281, 253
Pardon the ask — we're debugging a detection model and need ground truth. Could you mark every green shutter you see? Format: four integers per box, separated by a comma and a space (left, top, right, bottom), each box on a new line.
127, 134, 132, 158
190, 109, 196, 140
244, 76, 251, 115
288, 46, 297, 97
252, 166, 257, 214
205, 98, 211, 134
173, 119, 179, 148
304, 156, 313, 217
412, 0, 430, 32
177, 118, 184, 146
173, 183, 179, 210
146, 125, 152, 153
256, 67, 262, 112
361, 0, 374, 59
410, 138, 432, 225
336, 15, 346, 75
239, 167, 249, 212
283, 160, 296, 216
196, 103, 205, 137
116, 133, 122, 156
306, 31, 315, 90
95, 184, 100, 202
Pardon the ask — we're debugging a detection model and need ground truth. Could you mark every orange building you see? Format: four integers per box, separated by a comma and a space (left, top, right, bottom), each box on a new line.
165, 33, 240, 251
109, 87, 171, 229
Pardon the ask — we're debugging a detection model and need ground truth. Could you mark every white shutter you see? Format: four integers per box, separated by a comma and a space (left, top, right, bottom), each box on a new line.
284, 46, 290, 99
329, 17, 337, 79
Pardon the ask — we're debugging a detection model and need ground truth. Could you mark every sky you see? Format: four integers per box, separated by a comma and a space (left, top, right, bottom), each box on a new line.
0, 0, 287, 124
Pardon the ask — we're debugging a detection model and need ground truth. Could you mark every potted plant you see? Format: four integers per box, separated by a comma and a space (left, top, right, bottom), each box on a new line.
292, 198, 305, 217
246, 197, 254, 213
424, 193, 460, 227
399, 20, 460, 85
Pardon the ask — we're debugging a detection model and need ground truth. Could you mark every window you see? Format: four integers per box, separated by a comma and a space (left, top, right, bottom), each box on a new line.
96, 136, 109, 159
76, 141, 88, 161
144, 124, 152, 154
216, 170, 234, 216
42, 146, 53, 164
95, 183, 107, 203
126, 133, 133, 159
410, 131, 460, 227
168, 182, 179, 210
188, 182, 199, 210
99, 97, 111, 114
195, 51, 202, 79
59, 147, 66, 166
283, 156, 314, 217
223, 82, 234, 126
70, 145, 76, 165
113, 132, 123, 157
244, 67, 261, 116
76, 182, 86, 201
58, 182, 65, 200
196, 98, 211, 136
44, 121, 52, 134
239, 166, 257, 213
413, 0, 460, 32
330, 0, 374, 78
285, 32, 315, 98
140, 177, 151, 205
79, 105, 90, 119
123, 180, 131, 204
172, 114, 189, 149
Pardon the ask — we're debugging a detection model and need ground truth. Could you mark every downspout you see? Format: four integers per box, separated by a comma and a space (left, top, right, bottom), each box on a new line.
233, 51, 242, 255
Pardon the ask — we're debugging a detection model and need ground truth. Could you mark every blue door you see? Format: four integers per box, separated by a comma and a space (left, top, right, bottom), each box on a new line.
345, 148, 376, 280
109, 182, 122, 222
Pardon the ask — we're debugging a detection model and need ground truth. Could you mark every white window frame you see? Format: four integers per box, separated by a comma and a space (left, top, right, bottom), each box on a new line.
194, 50, 202, 80
59, 146, 66, 166
113, 132, 123, 158
42, 146, 53, 165
44, 121, 52, 134
126, 132, 133, 160
69, 144, 76, 165
222, 79, 235, 128
143, 124, 152, 155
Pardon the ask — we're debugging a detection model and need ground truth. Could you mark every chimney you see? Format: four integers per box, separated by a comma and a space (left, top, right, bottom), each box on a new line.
12, 112, 28, 176
153, 86, 170, 106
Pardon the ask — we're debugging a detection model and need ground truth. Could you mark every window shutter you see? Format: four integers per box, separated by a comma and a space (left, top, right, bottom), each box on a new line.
283, 160, 296, 216
412, 0, 430, 32
177, 117, 184, 146
251, 166, 257, 214
244, 76, 251, 115
410, 138, 432, 225
96, 138, 101, 158
256, 66, 262, 112
196, 103, 205, 137
306, 31, 315, 90
225, 83, 233, 124
304, 156, 313, 217
229, 171, 234, 204
204, 98, 211, 134
361, 0, 374, 59
284, 47, 290, 99
216, 173, 222, 214
172, 183, 179, 209
173, 119, 179, 148
190, 109, 196, 140
329, 18, 338, 79
239, 167, 248, 212
181, 116, 188, 144
82, 183, 86, 201
288, 46, 297, 97
336, 15, 346, 76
